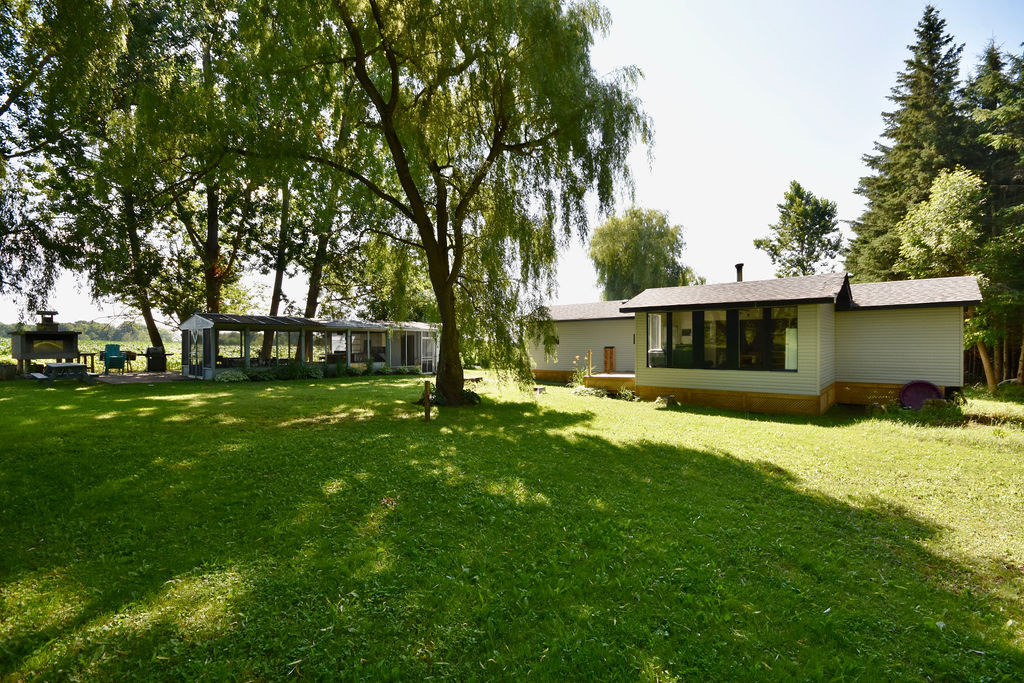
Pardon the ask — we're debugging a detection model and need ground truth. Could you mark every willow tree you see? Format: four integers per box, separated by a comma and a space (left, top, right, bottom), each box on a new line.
242, 0, 649, 402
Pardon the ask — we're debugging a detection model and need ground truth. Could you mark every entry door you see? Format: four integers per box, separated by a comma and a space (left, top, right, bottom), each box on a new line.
421, 335, 436, 374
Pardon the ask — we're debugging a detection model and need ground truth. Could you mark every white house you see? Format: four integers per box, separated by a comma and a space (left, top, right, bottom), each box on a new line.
531, 273, 982, 415
528, 300, 635, 382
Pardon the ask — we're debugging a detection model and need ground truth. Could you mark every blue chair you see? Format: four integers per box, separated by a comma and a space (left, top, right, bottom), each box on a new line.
104, 344, 125, 374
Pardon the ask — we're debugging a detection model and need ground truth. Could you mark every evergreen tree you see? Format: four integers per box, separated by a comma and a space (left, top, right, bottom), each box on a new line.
847, 5, 967, 282
970, 46, 1024, 382
754, 181, 842, 277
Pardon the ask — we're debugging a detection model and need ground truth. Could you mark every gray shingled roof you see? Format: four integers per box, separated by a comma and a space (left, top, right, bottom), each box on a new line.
194, 313, 325, 327
848, 276, 981, 309
548, 300, 632, 321
620, 273, 849, 311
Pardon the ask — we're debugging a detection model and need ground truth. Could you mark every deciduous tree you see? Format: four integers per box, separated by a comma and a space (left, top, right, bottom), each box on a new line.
588, 207, 701, 300
241, 0, 650, 402
754, 181, 841, 277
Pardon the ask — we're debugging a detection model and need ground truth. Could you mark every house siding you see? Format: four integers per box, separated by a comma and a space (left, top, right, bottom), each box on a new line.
634, 304, 821, 396
529, 318, 635, 374
834, 307, 964, 386
818, 303, 835, 392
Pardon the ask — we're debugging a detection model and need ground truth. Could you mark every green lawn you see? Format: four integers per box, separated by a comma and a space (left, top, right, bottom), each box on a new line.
1, 377, 1022, 679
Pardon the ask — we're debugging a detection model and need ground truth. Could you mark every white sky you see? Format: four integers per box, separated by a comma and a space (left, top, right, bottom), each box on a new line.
4, 0, 1022, 323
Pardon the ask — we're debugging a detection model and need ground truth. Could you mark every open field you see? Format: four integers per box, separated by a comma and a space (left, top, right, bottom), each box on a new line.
1, 338, 182, 373
1, 376, 1022, 679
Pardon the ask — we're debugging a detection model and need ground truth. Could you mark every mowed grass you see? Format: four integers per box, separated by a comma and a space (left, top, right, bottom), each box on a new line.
1, 377, 1022, 680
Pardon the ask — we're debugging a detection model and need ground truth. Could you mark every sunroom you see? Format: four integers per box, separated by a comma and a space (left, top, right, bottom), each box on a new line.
180, 313, 439, 380
620, 273, 851, 414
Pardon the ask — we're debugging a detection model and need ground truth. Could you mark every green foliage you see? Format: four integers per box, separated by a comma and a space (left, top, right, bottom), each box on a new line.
242, 0, 651, 401
754, 181, 842, 277
277, 361, 324, 381
894, 167, 985, 278
568, 354, 588, 388
616, 386, 637, 401
1, 379, 1024, 678
847, 5, 968, 281
588, 207, 703, 300
571, 385, 606, 398
214, 368, 249, 383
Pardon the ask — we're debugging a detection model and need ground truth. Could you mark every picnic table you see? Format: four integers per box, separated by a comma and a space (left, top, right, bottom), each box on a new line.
32, 362, 96, 385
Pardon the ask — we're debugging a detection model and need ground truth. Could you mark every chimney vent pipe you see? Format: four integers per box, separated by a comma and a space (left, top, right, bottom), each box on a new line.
735, 263, 744, 282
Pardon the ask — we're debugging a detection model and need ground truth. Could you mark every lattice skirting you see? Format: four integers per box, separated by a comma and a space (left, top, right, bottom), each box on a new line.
633, 384, 835, 415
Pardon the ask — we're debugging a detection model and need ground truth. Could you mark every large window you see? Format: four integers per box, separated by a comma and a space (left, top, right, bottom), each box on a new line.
350, 331, 368, 363
369, 332, 387, 362
671, 311, 694, 367
770, 306, 798, 370
738, 308, 764, 370
647, 313, 667, 367
646, 307, 798, 371
703, 310, 728, 369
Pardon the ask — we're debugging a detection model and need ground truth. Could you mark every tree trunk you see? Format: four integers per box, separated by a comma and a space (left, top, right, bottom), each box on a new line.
994, 339, 1002, 382
1017, 322, 1024, 383
432, 281, 464, 403
123, 191, 164, 348
977, 340, 997, 393
303, 230, 329, 319
204, 184, 221, 312
1002, 328, 1009, 381
261, 178, 291, 359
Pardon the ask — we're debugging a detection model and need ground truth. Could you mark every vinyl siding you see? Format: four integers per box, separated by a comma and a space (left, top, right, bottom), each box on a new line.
834, 307, 964, 386
529, 319, 635, 373
818, 303, 835, 391
634, 304, 821, 395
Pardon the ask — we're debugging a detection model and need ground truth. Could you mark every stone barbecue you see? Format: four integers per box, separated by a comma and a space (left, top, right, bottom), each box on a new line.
9, 311, 81, 373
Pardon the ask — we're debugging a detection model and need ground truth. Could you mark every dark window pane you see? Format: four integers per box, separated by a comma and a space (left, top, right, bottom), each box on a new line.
647, 313, 667, 367
704, 310, 727, 368
771, 306, 798, 370
738, 308, 764, 369
671, 310, 695, 367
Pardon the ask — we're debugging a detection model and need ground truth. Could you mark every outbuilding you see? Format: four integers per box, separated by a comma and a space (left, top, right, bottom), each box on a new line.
180, 313, 439, 380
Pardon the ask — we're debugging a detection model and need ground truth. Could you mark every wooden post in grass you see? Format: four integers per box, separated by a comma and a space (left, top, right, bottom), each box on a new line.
424, 380, 431, 421
587, 349, 593, 377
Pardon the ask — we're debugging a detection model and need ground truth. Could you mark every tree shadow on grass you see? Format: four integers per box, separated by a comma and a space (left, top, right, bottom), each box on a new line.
1, 379, 1022, 679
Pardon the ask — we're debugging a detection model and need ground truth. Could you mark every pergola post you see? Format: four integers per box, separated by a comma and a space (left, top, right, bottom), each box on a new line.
243, 328, 250, 369
346, 329, 351, 366
385, 329, 392, 369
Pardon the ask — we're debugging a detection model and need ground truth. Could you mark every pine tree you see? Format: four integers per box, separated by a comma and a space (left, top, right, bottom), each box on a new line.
847, 5, 968, 282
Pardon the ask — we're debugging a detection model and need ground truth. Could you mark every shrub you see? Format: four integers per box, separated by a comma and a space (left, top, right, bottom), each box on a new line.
571, 385, 606, 398
244, 367, 278, 382
616, 387, 637, 402
996, 382, 1024, 402
277, 361, 324, 380
214, 369, 250, 383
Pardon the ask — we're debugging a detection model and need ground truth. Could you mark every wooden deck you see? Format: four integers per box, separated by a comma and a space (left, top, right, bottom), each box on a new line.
584, 373, 636, 392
